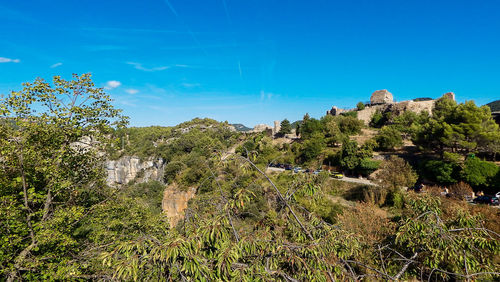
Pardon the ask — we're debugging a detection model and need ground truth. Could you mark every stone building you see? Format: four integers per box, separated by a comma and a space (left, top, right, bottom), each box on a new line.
370, 89, 393, 104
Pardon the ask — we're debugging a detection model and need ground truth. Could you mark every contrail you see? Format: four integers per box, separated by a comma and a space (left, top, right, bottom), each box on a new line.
221, 0, 232, 25
238, 60, 243, 79
220, 0, 243, 80
163, 0, 208, 56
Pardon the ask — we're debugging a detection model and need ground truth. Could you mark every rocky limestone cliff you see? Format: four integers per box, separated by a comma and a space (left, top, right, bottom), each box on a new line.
105, 156, 165, 185
162, 183, 197, 227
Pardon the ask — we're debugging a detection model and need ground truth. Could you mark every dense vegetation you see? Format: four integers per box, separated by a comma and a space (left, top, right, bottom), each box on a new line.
1, 75, 499, 281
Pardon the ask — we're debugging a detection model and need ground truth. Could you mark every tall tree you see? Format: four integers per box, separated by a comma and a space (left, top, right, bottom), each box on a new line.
279, 119, 292, 135
0, 74, 127, 280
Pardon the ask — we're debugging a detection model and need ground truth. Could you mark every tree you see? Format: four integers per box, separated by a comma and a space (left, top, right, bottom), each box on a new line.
339, 140, 362, 171
356, 101, 365, 110
0, 74, 127, 280
338, 115, 363, 135
300, 132, 326, 162
461, 157, 499, 188
278, 119, 291, 135
378, 156, 417, 189
421, 160, 459, 184
375, 126, 403, 151
413, 98, 500, 158
299, 117, 323, 139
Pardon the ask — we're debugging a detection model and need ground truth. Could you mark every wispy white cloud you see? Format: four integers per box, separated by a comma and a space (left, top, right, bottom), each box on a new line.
126, 62, 169, 72
181, 82, 200, 88
104, 80, 121, 90
260, 90, 275, 101
50, 62, 62, 68
83, 45, 128, 52
125, 89, 139, 94
0, 57, 20, 63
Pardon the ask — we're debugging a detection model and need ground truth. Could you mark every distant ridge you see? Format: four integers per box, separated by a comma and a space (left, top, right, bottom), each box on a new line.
486, 100, 500, 112
230, 123, 252, 132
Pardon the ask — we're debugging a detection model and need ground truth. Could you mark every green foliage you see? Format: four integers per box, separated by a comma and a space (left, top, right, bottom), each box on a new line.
461, 157, 499, 187
299, 117, 323, 139
164, 161, 187, 183
378, 156, 418, 189
357, 158, 381, 175
0, 74, 127, 280
341, 111, 358, 118
370, 110, 385, 128
338, 115, 363, 135
396, 194, 499, 280
279, 118, 292, 135
356, 101, 365, 110
421, 160, 459, 184
375, 126, 403, 151
300, 133, 326, 162
413, 98, 500, 158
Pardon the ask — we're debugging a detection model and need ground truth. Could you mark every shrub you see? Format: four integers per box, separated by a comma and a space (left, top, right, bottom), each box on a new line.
421, 160, 459, 184
448, 182, 473, 200
163, 161, 187, 183
461, 157, 498, 187
338, 115, 363, 135
378, 156, 417, 189
356, 102, 365, 111
375, 126, 403, 151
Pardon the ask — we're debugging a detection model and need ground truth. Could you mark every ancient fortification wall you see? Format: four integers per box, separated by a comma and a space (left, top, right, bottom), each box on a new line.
328, 90, 454, 125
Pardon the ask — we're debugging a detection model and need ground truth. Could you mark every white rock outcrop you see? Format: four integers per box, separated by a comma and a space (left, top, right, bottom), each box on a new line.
105, 156, 165, 185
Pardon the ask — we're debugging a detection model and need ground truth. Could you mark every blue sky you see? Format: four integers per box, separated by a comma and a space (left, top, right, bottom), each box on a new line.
1, 0, 499, 126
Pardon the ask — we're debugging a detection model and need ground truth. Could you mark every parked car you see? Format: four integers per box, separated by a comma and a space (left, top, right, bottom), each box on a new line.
330, 172, 343, 179
495, 192, 500, 198
293, 167, 302, 173
473, 196, 499, 206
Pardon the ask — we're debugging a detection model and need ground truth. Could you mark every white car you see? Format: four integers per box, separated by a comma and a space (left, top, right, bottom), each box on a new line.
495, 192, 500, 198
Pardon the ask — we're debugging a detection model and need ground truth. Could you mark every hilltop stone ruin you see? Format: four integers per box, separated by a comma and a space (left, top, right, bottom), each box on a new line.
370, 89, 393, 104
327, 90, 456, 125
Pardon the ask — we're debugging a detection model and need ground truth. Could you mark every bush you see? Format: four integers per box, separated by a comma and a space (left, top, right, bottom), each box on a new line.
378, 156, 417, 189
370, 110, 385, 128
375, 126, 403, 151
338, 116, 363, 135
421, 160, 459, 184
164, 161, 187, 183
448, 182, 473, 200
357, 158, 381, 176
356, 102, 365, 111
300, 133, 326, 162
461, 157, 498, 187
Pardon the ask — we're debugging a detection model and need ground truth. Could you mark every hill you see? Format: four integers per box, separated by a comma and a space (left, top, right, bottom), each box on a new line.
230, 123, 252, 132
486, 100, 500, 112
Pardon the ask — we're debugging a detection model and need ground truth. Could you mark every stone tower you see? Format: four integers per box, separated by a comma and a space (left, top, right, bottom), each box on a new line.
370, 90, 393, 104
273, 120, 281, 135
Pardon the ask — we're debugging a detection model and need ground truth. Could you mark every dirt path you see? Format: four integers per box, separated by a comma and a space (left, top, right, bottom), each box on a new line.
265, 167, 378, 186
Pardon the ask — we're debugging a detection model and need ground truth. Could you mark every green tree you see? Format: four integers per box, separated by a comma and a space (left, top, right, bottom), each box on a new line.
378, 156, 417, 189
338, 115, 363, 135
413, 98, 500, 158
375, 126, 403, 151
279, 119, 292, 135
356, 101, 365, 110
421, 160, 459, 184
300, 117, 324, 139
0, 74, 127, 280
300, 132, 326, 162
461, 157, 499, 188
339, 140, 361, 171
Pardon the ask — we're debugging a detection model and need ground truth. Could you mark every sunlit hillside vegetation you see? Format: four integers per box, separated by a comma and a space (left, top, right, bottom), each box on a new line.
1, 75, 499, 281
